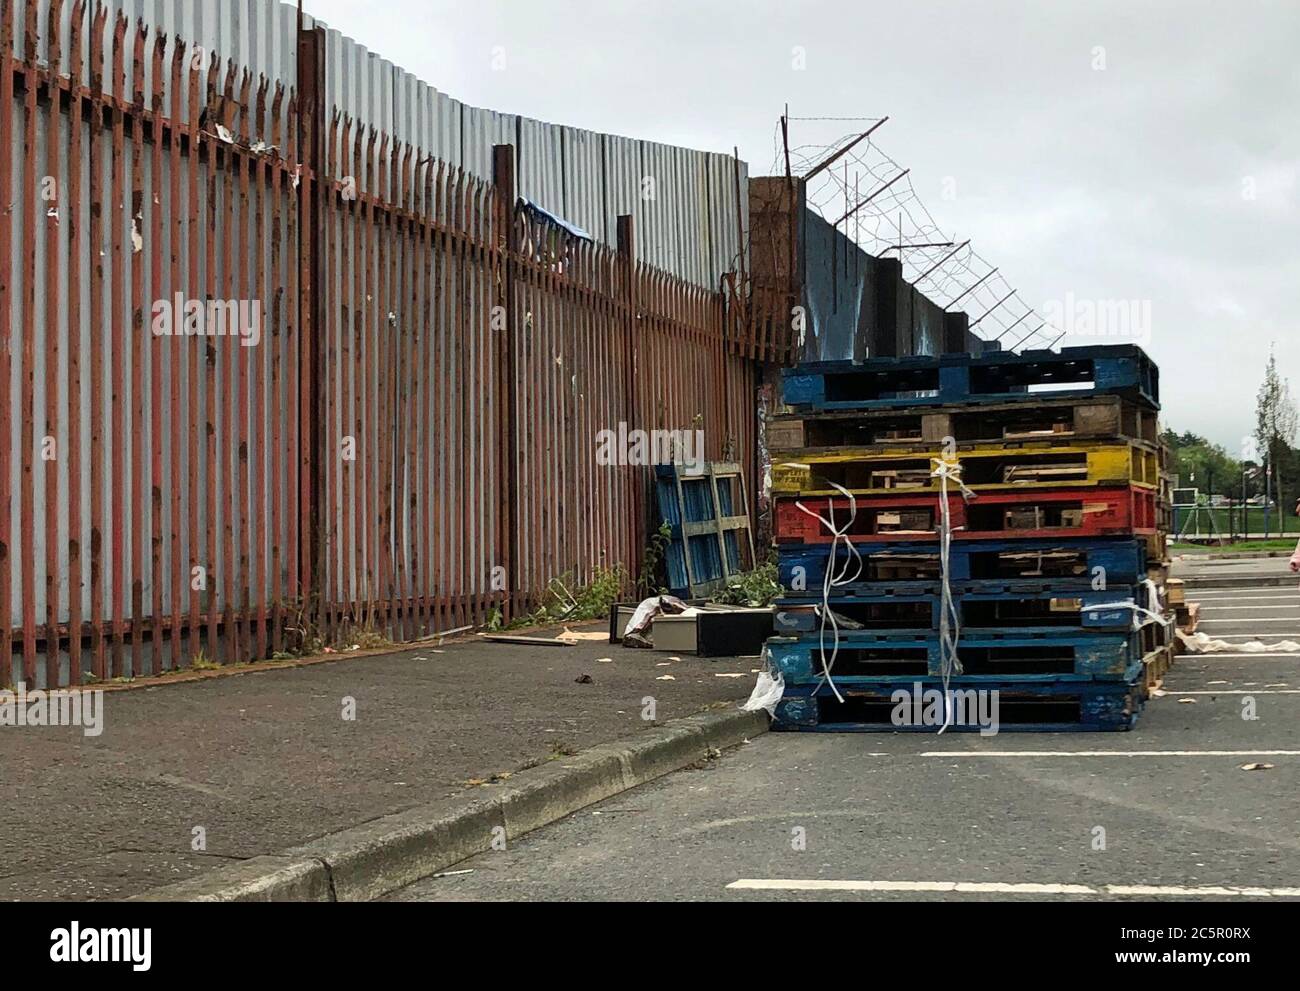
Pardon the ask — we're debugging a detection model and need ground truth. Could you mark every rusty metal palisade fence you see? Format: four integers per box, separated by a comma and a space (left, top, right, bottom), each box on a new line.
0, 1, 783, 690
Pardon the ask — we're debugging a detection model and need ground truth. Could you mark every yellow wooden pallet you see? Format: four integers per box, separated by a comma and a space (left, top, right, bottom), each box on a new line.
771, 440, 1159, 497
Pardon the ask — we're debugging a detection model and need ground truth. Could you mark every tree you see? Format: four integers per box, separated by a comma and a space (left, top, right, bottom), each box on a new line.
1160, 429, 1239, 495
1255, 348, 1298, 534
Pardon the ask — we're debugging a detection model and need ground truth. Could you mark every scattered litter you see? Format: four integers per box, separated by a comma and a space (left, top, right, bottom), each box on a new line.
1177, 698, 1197, 704
715, 673, 748, 679
1207, 680, 1228, 685
655, 662, 672, 667
430, 869, 474, 879
742, 668, 785, 716
596, 657, 613, 664
574, 674, 594, 685
620, 595, 689, 648
546, 578, 579, 619
667, 657, 682, 663
1239, 763, 1274, 772
464, 772, 512, 787
419, 626, 471, 642
656, 674, 676, 682
1178, 631, 1300, 653
215, 123, 235, 144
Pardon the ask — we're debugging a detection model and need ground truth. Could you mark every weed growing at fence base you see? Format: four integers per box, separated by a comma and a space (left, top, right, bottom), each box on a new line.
711, 561, 782, 608
491, 567, 629, 631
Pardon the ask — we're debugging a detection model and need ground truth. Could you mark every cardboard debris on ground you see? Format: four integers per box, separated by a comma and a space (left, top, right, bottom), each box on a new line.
558, 628, 610, 643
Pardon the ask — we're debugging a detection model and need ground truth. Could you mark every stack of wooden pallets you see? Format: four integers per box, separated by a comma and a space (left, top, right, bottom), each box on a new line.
765, 344, 1171, 732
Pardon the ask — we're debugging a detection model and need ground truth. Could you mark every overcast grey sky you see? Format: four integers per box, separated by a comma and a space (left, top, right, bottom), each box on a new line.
305, 0, 1298, 453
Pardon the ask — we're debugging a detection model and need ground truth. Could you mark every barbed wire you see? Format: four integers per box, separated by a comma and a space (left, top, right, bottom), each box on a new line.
770, 117, 1065, 353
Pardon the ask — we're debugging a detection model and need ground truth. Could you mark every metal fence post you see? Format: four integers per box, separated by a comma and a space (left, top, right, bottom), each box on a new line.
492, 145, 520, 618
297, 23, 327, 629
617, 214, 643, 581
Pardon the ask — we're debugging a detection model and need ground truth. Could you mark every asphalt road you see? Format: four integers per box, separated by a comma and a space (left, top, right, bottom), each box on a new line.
391, 577, 1300, 901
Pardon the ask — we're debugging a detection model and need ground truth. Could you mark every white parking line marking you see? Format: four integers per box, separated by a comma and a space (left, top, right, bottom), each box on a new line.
1176, 652, 1300, 658
1199, 617, 1300, 623
1189, 631, 1300, 635
916, 750, 1300, 758
1184, 587, 1295, 595
1191, 594, 1298, 600
726, 880, 1096, 894
1166, 689, 1300, 695
726, 879, 1300, 897
1186, 639, 1300, 644
1108, 885, 1300, 898
1198, 604, 1298, 611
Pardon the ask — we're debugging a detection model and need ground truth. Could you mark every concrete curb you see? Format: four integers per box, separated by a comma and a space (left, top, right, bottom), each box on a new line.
129, 855, 334, 902
132, 706, 768, 903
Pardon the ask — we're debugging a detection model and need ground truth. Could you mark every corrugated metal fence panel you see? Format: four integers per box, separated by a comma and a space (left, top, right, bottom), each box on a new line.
458, 103, 516, 183
560, 125, 605, 243
707, 152, 748, 288
516, 115, 565, 221
603, 132, 640, 242
637, 139, 673, 277
682, 145, 711, 287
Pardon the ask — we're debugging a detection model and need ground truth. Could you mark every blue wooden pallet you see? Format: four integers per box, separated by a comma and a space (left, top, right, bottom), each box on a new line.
654, 465, 744, 598
777, 536, 1149, 589
783, 344, 1158, 412
768, 628, 1143, 682
773, 676, 1145, 733
775, 584, 1142, 635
